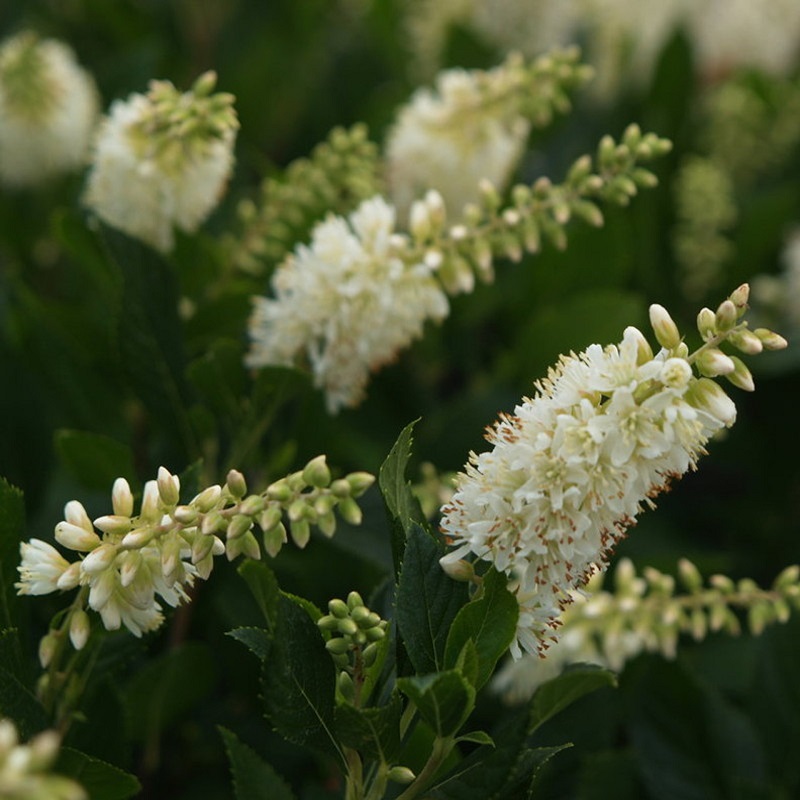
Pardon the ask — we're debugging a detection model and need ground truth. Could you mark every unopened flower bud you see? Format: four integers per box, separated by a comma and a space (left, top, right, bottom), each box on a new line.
365, 626, 386, 642
388, 766, 416, 784
725, 356, 755, 392
302, 455, 331, 488
64, 500, 93, 533
140, 481, 161, 519
192, 484, 223, 513
317, 512, 337, 538
728, 283, 750, 314
259, 505, 283, 532
753, 328, 788, 350
687, 377, 737, 426
337, 497, 363, 525
157, 466, 180, 506
80, 543, 118, 575
173, 505, 198, 525
227, 514, 252, 540
727, 328, 762, 355
328, 599, 350, 618
696, 348, 735, 377
240, 531, 261, 560
239, 494, 265, 516
677, 558, 702, 593
56, 562, 81, 591
362, 642, 379, 666
290, 518, 310, 548
338, 618, 358, 636
121, 526, 157, 549
225, 469, 247, 499
714, 300, 737, 332
623, 326, 654, 365
55, 522, 101, 552
696, 307, 717, 341
347, 591, 364, 610
262, 522, 287, 558
266, 478, 292, 502
648, 304, 681, 350
112, 478, 134, 517
439, 555, 475, 582
330, 479, 351, 498
326, 637, 351, 655
93, 515, 132, 535
337, 669, 355, 700
38, 631, 59, 668
69, 609, 91, 650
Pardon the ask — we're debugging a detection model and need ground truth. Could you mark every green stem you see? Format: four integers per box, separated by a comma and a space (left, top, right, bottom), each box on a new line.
344, 747, 365, 800
395, 736, 454, 800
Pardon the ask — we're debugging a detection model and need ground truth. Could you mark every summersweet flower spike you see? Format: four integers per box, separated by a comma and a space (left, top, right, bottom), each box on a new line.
17, 459, 374, 652
0, 31, 99, 187
246, 195, 449, 413
439, 285, 785, 658
84, 71, 238, 253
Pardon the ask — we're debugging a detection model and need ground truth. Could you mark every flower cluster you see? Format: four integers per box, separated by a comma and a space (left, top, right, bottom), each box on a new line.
84, 70, 238, 252
247, 125, 671, 412
493, 558, 800, 703
0, 718, 86, 800
440, 285, 787, 658
16, 458, 374, 651
385, 48, 592, 220
246, 195, 450, 413
0, 31, 98, 187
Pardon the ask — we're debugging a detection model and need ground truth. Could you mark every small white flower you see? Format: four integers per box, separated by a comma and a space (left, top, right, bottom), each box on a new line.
84, 71, 238, 253
246, 195, 450, 412
0, 31, 99, 187
15, 540, 72, 595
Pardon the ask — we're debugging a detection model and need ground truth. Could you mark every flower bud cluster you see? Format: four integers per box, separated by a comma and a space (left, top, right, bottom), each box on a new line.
0, 31, 99, 187
318, 591, 388, 701
405, 124, 672, 296
493, 559, 800, 704
84, 70, 239, 253
229, 124, 382, 274
0, 717, 86, 800
440, 286, 786, 659
16, 458, 374, 649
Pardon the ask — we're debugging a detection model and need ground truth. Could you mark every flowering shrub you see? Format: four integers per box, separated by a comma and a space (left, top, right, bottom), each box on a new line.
0, 3, 798, 799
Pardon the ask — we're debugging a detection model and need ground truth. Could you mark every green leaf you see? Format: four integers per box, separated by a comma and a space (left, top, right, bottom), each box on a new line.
0, 665, 47, 737
529, 665, 618, 734
54, 430, 137, 492
396, 524, 469, 674
397, 670, 475, 738
227, 627, 272, 661
55, 747, 141, 800
0, 628, 23, 680
444, 569, 518, 690
121, 642, 216, 742
455, 730, 494, 746
0, 478, 25, 634
453, 639, 479, 690
378, 420, 427, 577
218, 726, 296, 800
237, 559, 280, 631
335, 693, 402, 762
261, 593, 341, 761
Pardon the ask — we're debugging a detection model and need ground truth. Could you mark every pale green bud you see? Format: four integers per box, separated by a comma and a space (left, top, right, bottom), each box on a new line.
288, 498, 309, 522
350, 606, 375, 627
173, 505, 199, 525
225, 469, 247, 499
362, 642, 379, 666
328, 598, 350, 618
727, 328, 762, 355
157, 466, 180, 506
696, 348, 735, 377
121, 526, 157, 549
677, 558, 703, 593
227, 514, 253, 540
266, 478, 292, 502
648, 304, 682, 350
290, 518, 310, 549
710, 574, 735, 593
55, 522, 101, 552
202, 510, 225, 536
259, 504, 283, 532
690, 609, 707, 641
728, 283, 750, 314
725, 355, 755, 392
347, 591, 364, 610
478, 178, 500, 211
317, 615, 341, 632
93, 515, 132, 535
317, 512, 337, 538
240, 531, 261, 560
388, 766, 416, 784
81, 543, 118, 575
303, 455, 331, 488
191, 533, 215, 564
773, 565, 800, 591
262, 521, 287, 558
338, 497, 363, 526
112, 478, 134, 517
714, 300, 737, 332
753, 328, 788, 350
337, 669, 355, 701
686, 378, 736, 426
38, 631, 59, 669
696, 307, 717, 341
326, 637, 351, 655
521, 217, 541, 253
409, 200, 432, 241
69, 609, 91, 650
239, 494, 265, 516
365, 626, 386, 642
192, 484, 222, 513
346, 472, 375, 496
338, 618, 358, 636
330, 479, 351, 498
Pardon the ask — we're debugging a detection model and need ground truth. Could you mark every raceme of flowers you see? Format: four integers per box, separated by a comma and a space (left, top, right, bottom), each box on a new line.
83, 71, 238, 253
247, 124, 672, 413
246, 195, 450, 413
439, 285, 787, 658
0, 31, 99, 188
385, 48, 592, 221
0, 717, 86, 800
16, 457, 374, 657
492, 558, 800, 704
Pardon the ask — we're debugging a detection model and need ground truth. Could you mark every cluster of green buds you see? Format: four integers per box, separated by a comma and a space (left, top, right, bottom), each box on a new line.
129, 70, 238, 169
404, 124, 672, 295
228, 123, 382, 274
647, 283, 787, 420
318, 592, 389, 704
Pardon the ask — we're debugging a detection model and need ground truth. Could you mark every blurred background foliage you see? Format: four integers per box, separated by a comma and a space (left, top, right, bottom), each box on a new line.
0, 1, 799, 798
